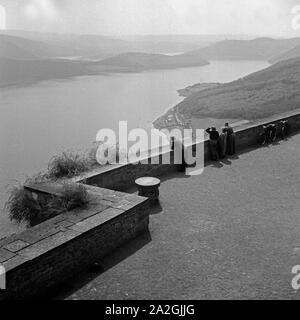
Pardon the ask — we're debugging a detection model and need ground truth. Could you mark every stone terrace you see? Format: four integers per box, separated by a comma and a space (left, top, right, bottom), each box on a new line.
61, 134, 300, 300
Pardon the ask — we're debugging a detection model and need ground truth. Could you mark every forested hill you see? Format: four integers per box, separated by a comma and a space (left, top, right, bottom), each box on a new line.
97, 52, 209, 71
183, 38, 300, 61
173, 57, 300, 120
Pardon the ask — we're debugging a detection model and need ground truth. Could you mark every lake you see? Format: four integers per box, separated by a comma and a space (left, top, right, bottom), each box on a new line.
0, 60, 270, 237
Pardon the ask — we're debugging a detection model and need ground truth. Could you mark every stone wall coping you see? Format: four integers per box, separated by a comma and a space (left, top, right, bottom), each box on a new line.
74, 148, 175, 184
233, 107, 300, 133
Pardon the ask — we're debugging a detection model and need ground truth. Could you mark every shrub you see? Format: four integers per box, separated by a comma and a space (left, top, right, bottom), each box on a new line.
86, 143, 101, 167
6, 186, 42, 226
88, 141, 127, 166
46, 143, 128, 179
50, 182, 89, 212
48, 152, 89, 179
6, 182, 89, 227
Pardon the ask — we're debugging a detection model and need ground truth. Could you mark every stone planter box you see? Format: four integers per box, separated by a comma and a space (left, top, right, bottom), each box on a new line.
0, 184, 149, 300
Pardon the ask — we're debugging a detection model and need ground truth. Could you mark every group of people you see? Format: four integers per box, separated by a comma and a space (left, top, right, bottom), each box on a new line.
206, 123, 236, 161
169, 122, 236, 171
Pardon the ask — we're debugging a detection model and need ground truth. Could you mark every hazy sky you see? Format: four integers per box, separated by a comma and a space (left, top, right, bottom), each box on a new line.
1, 0, 300, 37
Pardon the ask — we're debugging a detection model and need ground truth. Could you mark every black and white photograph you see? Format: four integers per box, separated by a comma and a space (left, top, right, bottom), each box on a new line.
0, 0, 300, 304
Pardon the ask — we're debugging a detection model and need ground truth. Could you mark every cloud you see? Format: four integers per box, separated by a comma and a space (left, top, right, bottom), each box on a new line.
2, 0, 300, 36
24, 0, 58, 20
176, 0, 294, 36
0, 4, 5, 29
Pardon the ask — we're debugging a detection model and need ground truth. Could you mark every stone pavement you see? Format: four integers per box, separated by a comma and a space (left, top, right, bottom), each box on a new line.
61, 134, 300, 300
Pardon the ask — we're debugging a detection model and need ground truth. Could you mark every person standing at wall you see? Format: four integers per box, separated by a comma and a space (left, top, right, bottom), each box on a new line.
223, 123, 236, 155
170, 136, 187, 172
206, 127, 220, 161
218, 128, 228, 159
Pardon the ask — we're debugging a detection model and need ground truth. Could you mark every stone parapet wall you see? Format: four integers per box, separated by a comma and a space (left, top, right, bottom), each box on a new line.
76, 109, 300, 191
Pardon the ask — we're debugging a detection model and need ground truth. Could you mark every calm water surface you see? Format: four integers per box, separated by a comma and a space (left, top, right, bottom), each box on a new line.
0, 60, 270, 237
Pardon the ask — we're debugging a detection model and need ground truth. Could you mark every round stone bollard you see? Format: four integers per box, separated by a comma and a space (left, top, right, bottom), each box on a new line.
135, 177, 161, 206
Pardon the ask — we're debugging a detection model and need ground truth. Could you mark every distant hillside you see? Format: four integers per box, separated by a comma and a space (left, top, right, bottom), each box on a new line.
184, 38, 300, 61
166, 57, 300, 121
0, 58, 93, 86
0, 31, 133, 59
0, 52, 209, 86
98, 52, 209, 71
117, 34, 253, 53
0, 35, 48, 59
0, 30, 233, 56
177, 83, 221, 97
270, 44, 300, 64
0, 30, 218, 59
3, 32, 300, 62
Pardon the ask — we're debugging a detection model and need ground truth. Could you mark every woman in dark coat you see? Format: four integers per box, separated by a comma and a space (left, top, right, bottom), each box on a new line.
218, 129, 228, 159
170, 137, 187, 172
206, 127, 220, 161
223, 123, 236, 155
